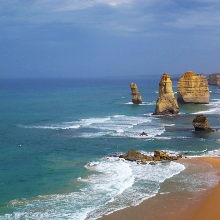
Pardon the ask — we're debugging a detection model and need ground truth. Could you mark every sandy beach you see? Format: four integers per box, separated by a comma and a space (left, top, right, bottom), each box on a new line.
99, 157, 220, 220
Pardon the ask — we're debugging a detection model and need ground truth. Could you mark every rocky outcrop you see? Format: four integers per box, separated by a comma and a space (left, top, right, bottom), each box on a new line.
197, 74, 208, 86
208, 73, 220, 86
177, 71, 210, 104
140, 132, 148, 136
154, 150, 182, 161
153, 73, 179, 115
119, 149, 182, 163
119, 149, 153, 161
192, 115, 214, 132
130, 83, 142, 104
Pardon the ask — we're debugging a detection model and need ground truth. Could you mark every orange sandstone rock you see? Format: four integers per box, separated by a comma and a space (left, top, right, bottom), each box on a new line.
177, 71, 210, 104
130, 83, 142, 104
154, 73, 179, 115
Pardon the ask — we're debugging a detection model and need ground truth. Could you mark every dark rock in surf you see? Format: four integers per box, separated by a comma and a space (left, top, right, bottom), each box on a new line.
192, 115, 214, 132
119, 149, 153, 161
140, 132, 148, 136
154, 150, 182, 161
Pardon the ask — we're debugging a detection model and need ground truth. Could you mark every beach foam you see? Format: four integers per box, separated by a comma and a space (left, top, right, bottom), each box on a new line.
5, 157, 185, 220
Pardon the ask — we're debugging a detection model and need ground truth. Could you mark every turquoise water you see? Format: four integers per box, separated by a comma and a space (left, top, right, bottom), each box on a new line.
1, 77, 220, 219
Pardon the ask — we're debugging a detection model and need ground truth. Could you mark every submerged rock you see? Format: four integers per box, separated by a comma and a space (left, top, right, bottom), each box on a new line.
130, 83, 142, 104
140, 132, 148, 136
153, 73, 179, 115
197, 74, 208, 86
119, 149, 153, 161
177, 71, 210, 104
208, 73, 220, 86
192, 115, 214, 132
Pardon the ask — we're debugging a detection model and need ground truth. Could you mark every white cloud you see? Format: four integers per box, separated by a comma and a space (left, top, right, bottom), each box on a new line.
33, 0, 134, 11
1, 0, 220, 36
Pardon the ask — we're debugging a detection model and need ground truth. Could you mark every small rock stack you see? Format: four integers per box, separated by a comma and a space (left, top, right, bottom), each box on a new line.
192, 115, 214, 132
130, 83, 142, 104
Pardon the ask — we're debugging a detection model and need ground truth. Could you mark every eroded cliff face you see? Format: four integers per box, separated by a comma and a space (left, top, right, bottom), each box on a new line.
208, 73, 220, 85
177, 71, 210, 104
154, 73, 179, 115
197, 74, 208, 86
130, 83, 142, 104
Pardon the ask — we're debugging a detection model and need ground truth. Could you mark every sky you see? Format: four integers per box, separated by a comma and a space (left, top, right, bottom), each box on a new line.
0, 0, 220, 78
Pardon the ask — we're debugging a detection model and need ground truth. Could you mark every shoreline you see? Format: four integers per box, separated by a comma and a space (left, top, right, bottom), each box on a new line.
187, 157, 220, 220
98, 157, 220, 220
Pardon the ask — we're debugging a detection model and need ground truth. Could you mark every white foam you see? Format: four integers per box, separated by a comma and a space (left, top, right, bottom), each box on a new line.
5, 157, 185, 220
192, 99, 220, 114
154, 137, 172, 140
203, 148, 220, 157
192, 108, 219, 115
124, 102, 155, 105
18, 124, 81, 130
19, 115, 166, 139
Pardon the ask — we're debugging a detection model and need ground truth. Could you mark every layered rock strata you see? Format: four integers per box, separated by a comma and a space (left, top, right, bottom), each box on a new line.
130, 83, 142, 104
154, 73, 179, 115
197, 74, 208, 86
208, 73, 220, 85
193, 115, 214, 132
177, 71, 210, 104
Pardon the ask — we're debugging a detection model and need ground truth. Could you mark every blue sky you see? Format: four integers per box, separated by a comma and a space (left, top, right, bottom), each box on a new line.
0, 0, 220, 78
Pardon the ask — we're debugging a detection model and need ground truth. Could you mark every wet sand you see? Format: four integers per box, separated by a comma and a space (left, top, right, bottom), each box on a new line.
187, 157, 220, 220
98, 157, 220, 220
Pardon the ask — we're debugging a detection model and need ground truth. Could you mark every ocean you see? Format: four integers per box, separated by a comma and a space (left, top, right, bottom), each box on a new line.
1, 76, 220, 219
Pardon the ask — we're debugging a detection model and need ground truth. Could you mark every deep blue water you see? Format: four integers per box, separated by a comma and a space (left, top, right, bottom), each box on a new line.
1, 77, 220, 219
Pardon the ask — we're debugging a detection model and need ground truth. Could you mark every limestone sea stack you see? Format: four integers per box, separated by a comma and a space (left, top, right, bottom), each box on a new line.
208, 73, 220, 86
197, 74, 208, 86
130, 83, 142, 104
193, 115, 214, 132
177, 71, 210, 104
153, 73, 179, 115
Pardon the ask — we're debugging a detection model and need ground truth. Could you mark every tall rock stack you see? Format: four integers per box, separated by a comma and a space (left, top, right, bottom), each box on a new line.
208, 73, 220, 85
154, 73, 179, 115
130, 83, 142, 104
197, 74, 208, 86
177, 71, 210, 104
